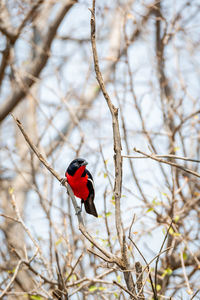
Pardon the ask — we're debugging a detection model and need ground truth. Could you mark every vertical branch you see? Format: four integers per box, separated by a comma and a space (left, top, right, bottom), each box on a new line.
135, 262, 145, 300
90, 1, 136, 297
90, 0, 123, 251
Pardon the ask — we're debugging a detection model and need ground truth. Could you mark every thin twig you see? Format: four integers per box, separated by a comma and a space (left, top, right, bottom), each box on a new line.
128, 215, 157, 299
180, 251, 193, 295
133, 148, 200, 178
0, 260, 23, 299
113, 280, 137, 300
0, 213, 20, 223
123, 154, 200, 163
65, 252, 84, 283
54, 250, 68, 299
12, 114, 84, 225
23, 261, 57, 285
12, 115, 122, 268
9, 190, 51, 275
190, 289, 200, 300
68, 269, 114, 296
154, 220, 173, 295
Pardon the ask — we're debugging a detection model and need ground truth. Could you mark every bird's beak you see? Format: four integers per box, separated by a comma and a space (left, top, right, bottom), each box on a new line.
81, 160, 88, 166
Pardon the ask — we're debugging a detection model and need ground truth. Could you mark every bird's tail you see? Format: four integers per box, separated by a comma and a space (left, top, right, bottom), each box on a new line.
83, 198, 98, 218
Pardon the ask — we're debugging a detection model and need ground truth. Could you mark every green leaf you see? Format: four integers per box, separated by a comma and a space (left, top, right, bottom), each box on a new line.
174, 215, 180, 223
114, 292, 119, 298
65, 273, 76, 281
104, 173, 107, 178
8, 187, 14, 194
89, 285, 98, 292
146, 207, 154, 213
111, 199, 115, 206
55, 238, 62, 246
156, 284, 161, 291
162, 267, 173, 278
174, 146, 180, 152
152, 197, 158, 205
166, 268, 172, 275
117, 275, 121, 283
105, 212, 112, 217
8, 268, 15, 274
98, 287, 106, 291
162, 192, 167, 197
183, 252, 188, 260
169, 228, 181, 237
30, 296, 42, 300
173, 232, 181, 237
100, 238, 108, 246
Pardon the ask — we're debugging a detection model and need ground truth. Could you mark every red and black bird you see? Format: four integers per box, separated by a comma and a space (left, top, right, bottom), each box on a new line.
65, 158, 98, 217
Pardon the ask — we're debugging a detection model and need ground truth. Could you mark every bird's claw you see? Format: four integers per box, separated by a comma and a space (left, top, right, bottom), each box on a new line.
76, 206, 82, 215
60, 178, 67, 186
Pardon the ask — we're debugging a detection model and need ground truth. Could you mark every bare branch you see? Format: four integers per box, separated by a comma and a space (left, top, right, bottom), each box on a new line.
0, 1, 77, 122
12, 115, 123, 267
113, 280, 137, 300
133, 148, 200, 178
135, 262, 145, 300
123, 154, 200, 163
90, 0, 124, 249
0, 260, 23, 299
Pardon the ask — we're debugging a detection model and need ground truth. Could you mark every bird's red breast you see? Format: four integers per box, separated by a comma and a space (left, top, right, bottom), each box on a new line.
66, 165, 89, 201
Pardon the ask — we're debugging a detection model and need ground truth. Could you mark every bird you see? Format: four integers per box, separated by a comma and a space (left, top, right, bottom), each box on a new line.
65, 158, 98, 217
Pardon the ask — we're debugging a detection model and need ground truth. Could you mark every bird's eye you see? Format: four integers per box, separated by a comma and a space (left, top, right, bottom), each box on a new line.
77, 159, 84, 164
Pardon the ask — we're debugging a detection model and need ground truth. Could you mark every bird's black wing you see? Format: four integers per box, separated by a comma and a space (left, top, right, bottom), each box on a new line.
83, 169, 98, 217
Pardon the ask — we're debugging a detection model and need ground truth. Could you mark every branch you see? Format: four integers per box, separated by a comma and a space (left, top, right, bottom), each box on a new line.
0, 40, 11, 86
113, 280, 137, 300
128, 216, 157, 299
0, 260, 23, 299
172, 110, 200, 139
11, 115, 84, 224
0, 1, 77, 122
154, 220, 173, 296
133, 148, 200, 178
180, 251, 192, 295
191, 289, 200, 300
123, 154, 200, 163
12, 115, 122, 267
90, 0, 123, 255
90, 1, 136, 297
135, 262, 145, 300
0, 250, 44, 299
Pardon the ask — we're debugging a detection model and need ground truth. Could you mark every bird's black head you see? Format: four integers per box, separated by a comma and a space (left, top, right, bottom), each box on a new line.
66, 158, 88, 176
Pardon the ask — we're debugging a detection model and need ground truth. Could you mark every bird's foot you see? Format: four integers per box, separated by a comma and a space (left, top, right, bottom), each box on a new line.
76, 206, 82, 215
60, 178, 67, 186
